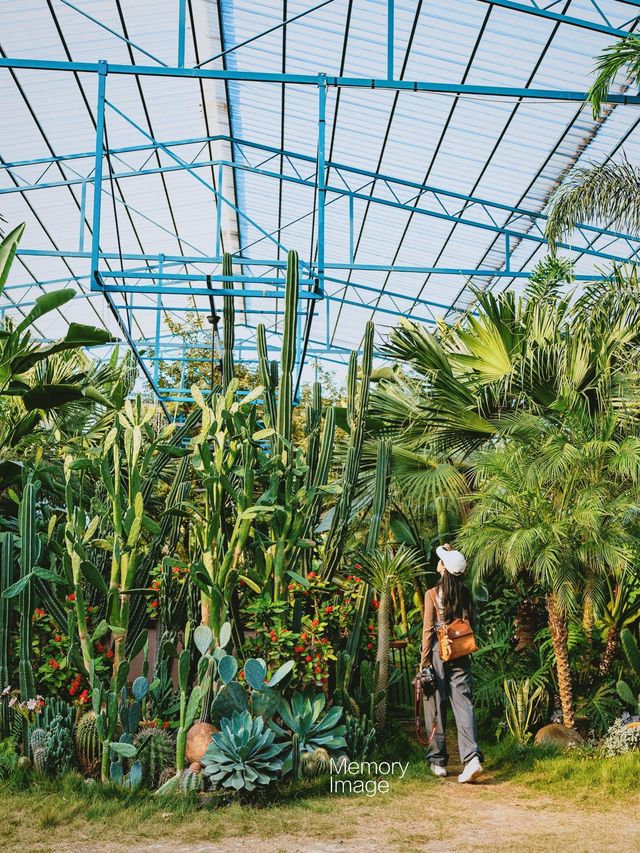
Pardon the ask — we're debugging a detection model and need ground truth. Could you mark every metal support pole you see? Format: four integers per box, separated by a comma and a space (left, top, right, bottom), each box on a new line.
505, 233, 511, 273
215, 162, 223, 257
79, 178, 87, 252
153, 254, 164, 385
317, 74, 327, 295
387, 0, 394, 81
90, 61, 107, 290
178, 0, 187, 67
349, 193, 354, 264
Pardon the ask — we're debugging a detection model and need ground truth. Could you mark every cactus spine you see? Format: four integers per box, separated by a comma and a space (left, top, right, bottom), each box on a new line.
0, 533, 14, 737
222, 251, 235, 389
18, 481, 38, 703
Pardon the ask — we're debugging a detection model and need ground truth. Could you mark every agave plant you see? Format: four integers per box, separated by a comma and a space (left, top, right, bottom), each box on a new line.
202, 710, 286, 792
269, 691, 346, 774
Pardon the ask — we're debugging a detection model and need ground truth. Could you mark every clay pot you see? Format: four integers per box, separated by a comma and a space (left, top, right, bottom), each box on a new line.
185, 722, 218, 764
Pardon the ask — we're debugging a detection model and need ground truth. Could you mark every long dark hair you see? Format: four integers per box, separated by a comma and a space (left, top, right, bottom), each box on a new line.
439, 571, 472, 623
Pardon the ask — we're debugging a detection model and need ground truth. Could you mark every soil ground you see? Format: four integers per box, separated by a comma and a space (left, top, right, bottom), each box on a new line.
3, 745, 639, 853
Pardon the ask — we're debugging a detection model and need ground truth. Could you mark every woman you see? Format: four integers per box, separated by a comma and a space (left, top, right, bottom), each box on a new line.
419, 543, 483, 783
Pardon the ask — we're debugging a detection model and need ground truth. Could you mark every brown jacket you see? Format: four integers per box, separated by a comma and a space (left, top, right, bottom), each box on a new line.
419, 586, 441, 670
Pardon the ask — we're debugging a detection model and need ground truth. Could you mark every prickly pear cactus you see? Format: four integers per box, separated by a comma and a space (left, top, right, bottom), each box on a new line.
74, 711, 101, 775
32, 745, 47, 774
134, 728, 175, 788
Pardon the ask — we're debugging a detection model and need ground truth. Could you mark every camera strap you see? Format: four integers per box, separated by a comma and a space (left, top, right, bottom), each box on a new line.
414, 673, 438, 747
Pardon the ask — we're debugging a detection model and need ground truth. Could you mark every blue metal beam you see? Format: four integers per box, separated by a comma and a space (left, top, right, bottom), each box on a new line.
475, 0, 639, 38
2, 57, 640, 103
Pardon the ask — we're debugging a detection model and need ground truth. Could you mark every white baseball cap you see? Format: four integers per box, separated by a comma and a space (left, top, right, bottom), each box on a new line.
436, 545, 467, 575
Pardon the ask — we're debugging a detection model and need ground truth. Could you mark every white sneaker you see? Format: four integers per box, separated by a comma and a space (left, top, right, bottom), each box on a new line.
430, 763, 447, 778
457, 756, 483, 784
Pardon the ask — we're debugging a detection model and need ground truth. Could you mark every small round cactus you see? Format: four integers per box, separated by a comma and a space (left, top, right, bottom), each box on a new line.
158, 766, 177, 788
300, 750, 318, 778
179, 764, 203, 793
313, 748, 330, 775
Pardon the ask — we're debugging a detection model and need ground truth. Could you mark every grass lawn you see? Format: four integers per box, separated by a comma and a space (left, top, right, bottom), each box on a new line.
2, 736, 639, 852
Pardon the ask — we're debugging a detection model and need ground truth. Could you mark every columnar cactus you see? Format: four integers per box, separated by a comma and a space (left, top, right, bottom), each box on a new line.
0, 533, 14, 738
74, 710, 102, 775
18, 480, 38, 702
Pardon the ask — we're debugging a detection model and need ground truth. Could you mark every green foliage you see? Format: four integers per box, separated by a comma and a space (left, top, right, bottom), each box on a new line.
601, 718, 640, 757
202, 709, 286, 792
344, 712, 376, 760
0, 737, 18, 779
503, 679, 545, 745
616, 627, 640, 715
269, 691, 346, 774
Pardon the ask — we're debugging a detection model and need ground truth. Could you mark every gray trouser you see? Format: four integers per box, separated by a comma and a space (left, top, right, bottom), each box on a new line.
423, 644, 483, 767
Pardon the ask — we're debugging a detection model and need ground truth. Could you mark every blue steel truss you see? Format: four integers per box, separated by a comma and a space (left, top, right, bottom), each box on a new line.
2, 0, 640, 407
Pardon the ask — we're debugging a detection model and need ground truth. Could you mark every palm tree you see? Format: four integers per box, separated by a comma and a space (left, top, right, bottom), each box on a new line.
545, 36, 640, 250
459, 413, 640, 728
371, 259, 640, 458
357, 546, 422, 727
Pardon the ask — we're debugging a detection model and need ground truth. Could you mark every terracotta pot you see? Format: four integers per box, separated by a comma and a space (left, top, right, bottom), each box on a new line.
185, 722, 218, 764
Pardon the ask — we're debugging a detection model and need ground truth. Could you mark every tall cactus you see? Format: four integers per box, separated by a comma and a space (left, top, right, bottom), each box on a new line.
222, 252, 235, 389
0, 533, 14, 737
321, 321, 375, 580
277, 249, 298, 458
18, 480, 38, 701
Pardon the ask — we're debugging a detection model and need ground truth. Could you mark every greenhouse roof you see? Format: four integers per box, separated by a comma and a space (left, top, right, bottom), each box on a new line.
2, 0, 640, 408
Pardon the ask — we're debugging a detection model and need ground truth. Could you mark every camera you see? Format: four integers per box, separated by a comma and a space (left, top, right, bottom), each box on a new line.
420, 665, 436, 697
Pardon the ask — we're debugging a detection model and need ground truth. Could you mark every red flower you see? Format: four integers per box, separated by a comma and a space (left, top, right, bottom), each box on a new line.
33, 608, 46, 618
300, 633, 308, 641
79, 689, 89, 703
354, 563, 362, 570
151, 600, 158, 608
152, 580, 161, 590
324, 605, 334, 614
49, 659, 59, 670
172, 566, 181, 574
66, 593, 76, 603
105, 649, 114, 660
162, 721, 170, 729
315, 665, 322, 673
367, 642, 373, 650
53, 634, 62, 643
312, 618, 319, 627
308, 572, 316, 579
371, 598, 380, 610
368, 624, 375, 631
305, 655, 312, 663
96, 641, 104, 653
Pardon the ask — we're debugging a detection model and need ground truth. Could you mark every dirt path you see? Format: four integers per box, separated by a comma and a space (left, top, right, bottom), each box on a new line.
14, 771, 636, 853
134, 779, 639, 853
